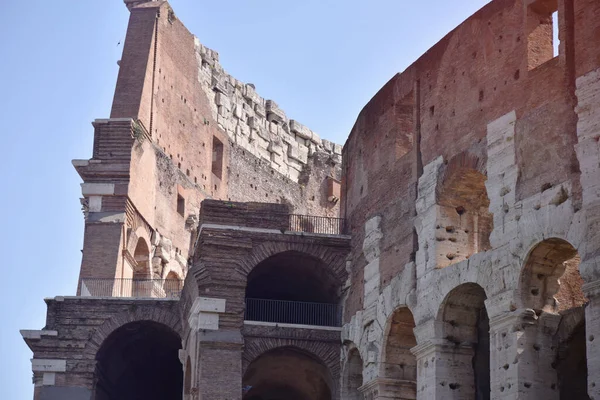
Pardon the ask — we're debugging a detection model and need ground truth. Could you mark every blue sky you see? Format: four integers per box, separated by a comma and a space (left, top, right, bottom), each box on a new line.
0, 0, 490, 398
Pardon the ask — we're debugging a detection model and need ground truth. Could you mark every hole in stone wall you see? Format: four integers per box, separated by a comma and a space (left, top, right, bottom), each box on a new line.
177, 194, 185, 217
211, 136, 224, 179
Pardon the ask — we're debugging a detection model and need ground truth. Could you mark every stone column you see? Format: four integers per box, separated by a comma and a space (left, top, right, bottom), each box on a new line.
489, 310, 561, 399
583, 280, 600, 399
359, 378, 416, 400
412, 340, 476, 399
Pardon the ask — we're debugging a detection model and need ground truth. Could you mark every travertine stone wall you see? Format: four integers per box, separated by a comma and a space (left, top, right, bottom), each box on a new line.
340, 0, 600, 396
194, 40, 342, 183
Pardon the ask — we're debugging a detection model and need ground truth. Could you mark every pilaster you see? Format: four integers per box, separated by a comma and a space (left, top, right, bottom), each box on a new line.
583, 280, 600, 399
488, 310, 561, 399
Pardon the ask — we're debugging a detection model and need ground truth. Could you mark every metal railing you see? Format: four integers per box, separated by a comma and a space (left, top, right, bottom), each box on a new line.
245, 298, 342, 327
80, 278, 183, 299
288, 214, 348, 235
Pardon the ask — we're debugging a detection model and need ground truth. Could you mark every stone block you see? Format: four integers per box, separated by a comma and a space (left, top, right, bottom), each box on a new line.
287, 143, 308, 164
215, 92, 231, 110
155, 237, 172, 262
287, 167, 300, 182
290, 120, 312, 140
265, 100, 286, 123
310, 130, 321, 146
243, 84, 263, 105
211, 74, 229, 94
268, 140, 284, 156
254, 102, 266, 118
232, 102, 243, 119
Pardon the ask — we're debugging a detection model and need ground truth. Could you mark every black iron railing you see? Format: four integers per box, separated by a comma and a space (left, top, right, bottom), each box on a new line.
288, 214, 348, 235
245, 298, 342, 327
80, 278, 183, 298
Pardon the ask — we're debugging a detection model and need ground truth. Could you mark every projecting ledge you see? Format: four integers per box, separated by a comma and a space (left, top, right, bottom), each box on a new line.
244, 320, 342, 332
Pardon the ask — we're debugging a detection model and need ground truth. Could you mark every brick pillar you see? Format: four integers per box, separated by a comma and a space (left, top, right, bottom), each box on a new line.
187, 297, 243, 400
583, 280, 600, 399
489, 310, 561, 399
196, 332, 243, 400
359, 378, 416, 399
412, 340, 475, 399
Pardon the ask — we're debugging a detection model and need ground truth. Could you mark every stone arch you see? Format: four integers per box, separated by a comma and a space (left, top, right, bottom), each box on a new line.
162, 260, 185, 280
437, 282, 490, 399
133, 236, 152, 279
93, 320, 182, 400
341, 345, 364, 400
163, 270, 183, 298
236, 239, 348, 284
243, 337, 339, 378
243, 345, 336, 400
435, 152, 492, 268
380, 307, 417, 392
84, 306, 182, 359
519, 237, 586, 313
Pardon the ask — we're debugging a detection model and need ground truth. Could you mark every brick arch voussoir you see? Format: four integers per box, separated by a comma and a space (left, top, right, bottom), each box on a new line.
237, 240, 347, 284
242, 337, 340, 378
84, 306, 182, 359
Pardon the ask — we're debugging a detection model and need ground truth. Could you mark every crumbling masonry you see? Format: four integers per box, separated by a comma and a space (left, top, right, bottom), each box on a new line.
21, 0, 600, 399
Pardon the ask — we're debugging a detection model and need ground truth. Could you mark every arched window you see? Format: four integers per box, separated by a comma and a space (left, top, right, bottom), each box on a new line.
245, 251, 341, 326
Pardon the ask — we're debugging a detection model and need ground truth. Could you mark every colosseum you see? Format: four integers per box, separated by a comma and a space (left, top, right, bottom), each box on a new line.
21, 0, 600, 399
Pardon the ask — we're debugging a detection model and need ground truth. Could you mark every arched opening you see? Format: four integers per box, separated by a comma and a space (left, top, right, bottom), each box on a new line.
556, 321, 590, 399
381, 308, 417, 399
245, 251, 340, 326
94, 321, 182, 400
440, 283, 489, 399
520, 239, 589, 398
342, 348, 363, 400
436, 166, 492, 268
520, 238, 586, 313
164, 270, 183, 298
243, 347, 332, 400
132, 238, 152, 297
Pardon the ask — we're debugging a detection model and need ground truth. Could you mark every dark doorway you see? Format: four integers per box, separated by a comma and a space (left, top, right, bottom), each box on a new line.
94, 321, 182, 400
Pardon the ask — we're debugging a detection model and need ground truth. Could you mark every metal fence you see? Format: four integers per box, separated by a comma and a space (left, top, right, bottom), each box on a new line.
80, 278, 183, 299
245, 298, 342, 327
288, 214, 348, 235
